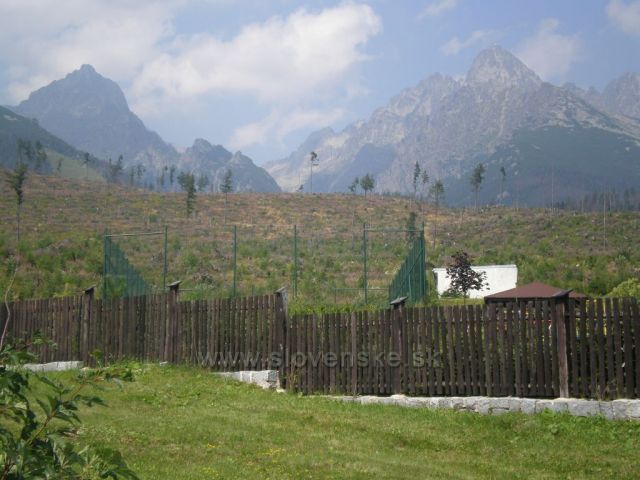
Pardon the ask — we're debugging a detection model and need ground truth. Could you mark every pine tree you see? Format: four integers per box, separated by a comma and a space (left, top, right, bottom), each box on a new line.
5, 161, 28, 242
221, 169, 233, 224
429, 180, 444, 248
470, 163, 485, 210
177, 172, 196, 217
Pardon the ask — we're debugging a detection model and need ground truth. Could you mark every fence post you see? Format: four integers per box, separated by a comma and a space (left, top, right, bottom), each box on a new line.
165, 281, 181, 362
275, 287, 288, 389
554, 300, 570, 398
81, 285, 96, 363
390, 296, 407, 394
351, 312, 357, 395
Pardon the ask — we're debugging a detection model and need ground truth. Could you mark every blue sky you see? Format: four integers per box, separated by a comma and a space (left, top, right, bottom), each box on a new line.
0, 0, 639, 164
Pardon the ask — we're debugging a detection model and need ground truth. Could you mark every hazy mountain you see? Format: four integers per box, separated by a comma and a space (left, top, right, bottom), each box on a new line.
179, 139, 281, 192
566, 73, 640, 120
12, 65, 281, 192
268, 46, 640, 205
13, 65, 178, 178
0, 105, 108, 179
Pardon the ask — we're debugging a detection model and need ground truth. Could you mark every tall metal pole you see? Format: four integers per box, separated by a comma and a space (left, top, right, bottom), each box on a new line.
293, 224, 298, 297
363, 223, 368, 304
233, 225, 237, 297
162, 225, 168, 292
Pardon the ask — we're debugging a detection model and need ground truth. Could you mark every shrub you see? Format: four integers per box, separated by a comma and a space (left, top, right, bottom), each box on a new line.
0, 339, 138, 479
608, 278, 640, 299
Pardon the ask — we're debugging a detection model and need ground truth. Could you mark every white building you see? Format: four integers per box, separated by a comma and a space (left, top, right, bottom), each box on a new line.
432, 264, 518, 299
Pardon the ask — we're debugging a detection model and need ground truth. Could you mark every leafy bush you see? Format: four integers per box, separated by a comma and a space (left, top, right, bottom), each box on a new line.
608, 278, 640, 299
0, 340, 138, 479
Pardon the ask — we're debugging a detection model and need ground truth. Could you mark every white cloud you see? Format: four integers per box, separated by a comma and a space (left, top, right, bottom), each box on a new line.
607, 0, 640, 35
440, 30, 494, 56
517, 19, 581, 80
130, 4, 381, 113
419, 0, 458, 19
230, 108, 344, 150
0, 1, 381, 149
0, 0, 178, 102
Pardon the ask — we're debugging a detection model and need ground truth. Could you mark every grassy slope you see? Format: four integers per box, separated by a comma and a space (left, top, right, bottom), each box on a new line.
0, 173, 639, 305
58, 364, 640, 479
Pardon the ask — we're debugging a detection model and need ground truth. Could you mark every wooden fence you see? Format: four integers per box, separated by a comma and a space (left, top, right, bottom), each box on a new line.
283, 298, 640, 400
0, 287, 284, 371
1, 290, 639, 400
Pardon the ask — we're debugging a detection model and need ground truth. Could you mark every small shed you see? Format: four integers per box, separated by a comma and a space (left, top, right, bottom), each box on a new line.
484, 281, 587, 305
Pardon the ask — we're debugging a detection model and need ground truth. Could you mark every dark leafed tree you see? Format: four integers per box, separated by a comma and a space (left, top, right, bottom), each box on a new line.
16, 139, 32, 165
421, 169, 429, 198
108, 155, 124, 183
197, 173, 210, 192
82, 152, 90, 178
429, 180, 444, 248
412, 161, 421, 202
136, 163, 145, 185
360, 173, 375, 197
445, 250, 487, 304
160, 165, 168, 189
348, 177, 359, 194
221, 169, 233, 224
221, 169, 233, 198
308, 151, 319, 193
5, 162, 28, 242
169, 165, 176, 188
34, 141, 47, 172
499, 166, 507, 205
470, 163, 485, 210
177, 171, 196, 217
419, 167, 429, 213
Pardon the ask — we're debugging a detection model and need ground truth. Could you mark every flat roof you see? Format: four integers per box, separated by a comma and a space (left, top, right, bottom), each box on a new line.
484, 281, 587, 300
433, 264, 517, 273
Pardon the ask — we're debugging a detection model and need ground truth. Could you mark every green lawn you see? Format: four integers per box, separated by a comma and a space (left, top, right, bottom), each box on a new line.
54, 364, 640, 479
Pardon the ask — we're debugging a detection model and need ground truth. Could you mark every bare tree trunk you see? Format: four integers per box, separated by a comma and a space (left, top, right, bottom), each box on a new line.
16, 204, 21, 243
432, 199, 439, 249
0, 265, 17, 351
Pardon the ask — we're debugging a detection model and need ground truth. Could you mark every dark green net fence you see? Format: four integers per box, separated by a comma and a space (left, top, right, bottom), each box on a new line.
102, 229, 167, 300
388, 234, 427, 304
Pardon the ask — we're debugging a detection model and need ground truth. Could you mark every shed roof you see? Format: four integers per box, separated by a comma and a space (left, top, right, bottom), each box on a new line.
484, 282, 587, 301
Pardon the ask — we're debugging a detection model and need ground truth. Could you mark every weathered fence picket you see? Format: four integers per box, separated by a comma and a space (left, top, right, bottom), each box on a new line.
1, 292, 639, 400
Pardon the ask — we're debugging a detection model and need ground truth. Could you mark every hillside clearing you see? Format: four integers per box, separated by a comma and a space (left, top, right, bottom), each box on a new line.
0, 173, 639, 305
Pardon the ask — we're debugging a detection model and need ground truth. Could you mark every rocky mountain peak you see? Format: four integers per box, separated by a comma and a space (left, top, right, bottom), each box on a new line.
466, 46, 541, 90
20, 64, 128, 113
602, 72, 640, 118
186, 138, 232, 163
78, 64, 97, 74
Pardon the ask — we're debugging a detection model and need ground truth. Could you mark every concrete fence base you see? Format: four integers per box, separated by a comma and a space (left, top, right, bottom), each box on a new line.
332, 394, 640, 421
22, 361, 84, 372
216, 370, 280, 390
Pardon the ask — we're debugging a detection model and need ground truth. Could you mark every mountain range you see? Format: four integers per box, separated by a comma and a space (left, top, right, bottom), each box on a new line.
266, 46, 640, 206
9, 65, 280, 192
4, 47, 639, 204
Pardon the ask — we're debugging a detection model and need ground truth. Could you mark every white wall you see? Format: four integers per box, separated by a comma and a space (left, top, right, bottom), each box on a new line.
432, 265, 518, 299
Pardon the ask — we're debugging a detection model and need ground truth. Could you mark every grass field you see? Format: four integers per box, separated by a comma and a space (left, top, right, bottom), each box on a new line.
49, 364, 640, 479
1, 172, 639, 306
